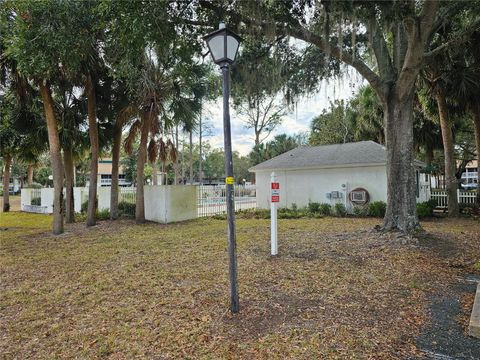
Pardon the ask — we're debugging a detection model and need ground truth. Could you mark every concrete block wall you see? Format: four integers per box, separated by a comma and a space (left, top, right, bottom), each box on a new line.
144, 185, 197, 223
20, 188, 33, 211
21, 186, 198, 224
40, 188, 54, 213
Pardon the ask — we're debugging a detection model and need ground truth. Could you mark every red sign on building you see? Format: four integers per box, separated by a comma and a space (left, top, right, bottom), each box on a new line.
271, 182, 280, 190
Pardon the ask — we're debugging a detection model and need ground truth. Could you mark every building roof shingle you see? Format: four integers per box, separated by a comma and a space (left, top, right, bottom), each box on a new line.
249, 141, 407, 172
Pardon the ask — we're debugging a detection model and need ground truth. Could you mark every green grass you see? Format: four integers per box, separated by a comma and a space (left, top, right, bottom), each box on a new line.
1, 213, 479, 359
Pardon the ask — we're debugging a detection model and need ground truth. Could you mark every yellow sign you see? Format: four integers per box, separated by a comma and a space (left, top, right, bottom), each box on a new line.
225, 177, 234, 185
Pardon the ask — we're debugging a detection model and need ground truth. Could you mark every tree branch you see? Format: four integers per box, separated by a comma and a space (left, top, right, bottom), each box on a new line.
285, 24, 386, 99
365, 14, 395, 84
196, 0, 386, 100
397, 0, 439, 100
424, 17, 480, 59
393, 22, 408, 74
419, 0, 442, 44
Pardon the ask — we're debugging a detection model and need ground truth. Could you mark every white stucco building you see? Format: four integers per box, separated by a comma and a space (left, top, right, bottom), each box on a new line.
249, 141, 430, 211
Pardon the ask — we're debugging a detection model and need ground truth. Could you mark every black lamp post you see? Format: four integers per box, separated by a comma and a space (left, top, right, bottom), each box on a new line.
204, 22, 241, 313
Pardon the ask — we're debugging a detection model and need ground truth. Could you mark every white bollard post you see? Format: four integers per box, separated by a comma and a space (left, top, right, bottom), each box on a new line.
270, 172, 278, 256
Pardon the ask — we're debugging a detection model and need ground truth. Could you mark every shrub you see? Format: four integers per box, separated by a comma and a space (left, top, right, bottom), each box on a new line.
426, 198, 437, 210
118, 201, 135, 217
334, 203, 347, 217
352, 205, 368, 217
278, 207, 305, 219
81, 200, 88, 213
416, 202, 434, 219
318, 203, 332, 216
31, 197, 41, 206
81, 198, 98, 213
236, 208, 270, 219
459, 203, 479, 216
474, 261, 480, 271
96, 209, 110, 220
307, 201, 321, 213
212, 213, 226, 220
368, 201, 386, 217
75, 213, 87, 222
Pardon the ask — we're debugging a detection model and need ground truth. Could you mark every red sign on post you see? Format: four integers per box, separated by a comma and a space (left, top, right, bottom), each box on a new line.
271, 182, 280, 202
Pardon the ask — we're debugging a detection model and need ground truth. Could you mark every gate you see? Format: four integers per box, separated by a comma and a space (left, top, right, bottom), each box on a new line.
197, 185, 256, 217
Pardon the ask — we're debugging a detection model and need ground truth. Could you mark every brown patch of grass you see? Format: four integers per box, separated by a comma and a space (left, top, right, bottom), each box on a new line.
0, 214, 478, 359
0, 195, 21, 212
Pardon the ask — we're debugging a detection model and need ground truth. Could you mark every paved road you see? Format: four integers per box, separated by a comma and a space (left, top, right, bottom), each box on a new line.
416, 277, 480, 360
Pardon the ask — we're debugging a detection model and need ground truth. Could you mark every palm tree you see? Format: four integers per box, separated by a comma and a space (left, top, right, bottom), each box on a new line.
0, 93, 20, 212
446, 30, 480, 202
121, 53, 206, 222
110, 103, 134, 219
0, 72, 49, 212
413, 96, 443, 166
56, 83, 89, 223
121, 56, 173, 222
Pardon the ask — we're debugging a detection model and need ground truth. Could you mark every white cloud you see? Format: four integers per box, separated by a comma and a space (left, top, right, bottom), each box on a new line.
197, 73, 365, 156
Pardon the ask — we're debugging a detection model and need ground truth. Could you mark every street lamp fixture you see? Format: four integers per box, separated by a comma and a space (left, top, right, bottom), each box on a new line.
203, 22, 241, 65
204, 22, 241, 313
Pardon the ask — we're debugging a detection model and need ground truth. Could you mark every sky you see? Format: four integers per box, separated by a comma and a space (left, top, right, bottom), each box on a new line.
198, 72, 365, 156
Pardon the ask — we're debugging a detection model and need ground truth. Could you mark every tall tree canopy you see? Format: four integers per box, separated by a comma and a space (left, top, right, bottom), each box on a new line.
193, 0, 480, 233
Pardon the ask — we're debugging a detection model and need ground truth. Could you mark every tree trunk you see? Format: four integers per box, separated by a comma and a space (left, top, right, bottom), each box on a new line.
110, 119, 123, 219
254, 130, 260, 147
86, 74, 99, 226
39, 81, 64, 234
2, 154, 12, 212
181, 140, 185, 184
27, 164, 34, 187
135, 111, 151, 223
382, 89, 420, 233
174, 125, 179, 184
473, 105, 480, 203
436, 89, 459, 216
189, 130, 194, 184
425, 146, 434, 166
152, 161, 158, 185
63, 145, 75, 223
199, 116, 203, 185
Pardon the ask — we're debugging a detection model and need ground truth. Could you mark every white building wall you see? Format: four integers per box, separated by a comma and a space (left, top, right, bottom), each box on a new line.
254, 165, 388, 210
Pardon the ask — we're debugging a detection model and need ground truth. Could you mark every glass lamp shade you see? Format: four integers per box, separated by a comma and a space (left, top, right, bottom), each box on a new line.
203, 26, 241, 65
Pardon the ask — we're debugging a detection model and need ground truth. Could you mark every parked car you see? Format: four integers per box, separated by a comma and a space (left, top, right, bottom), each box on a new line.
461, 182, 478, 190
0, 178, 21, 195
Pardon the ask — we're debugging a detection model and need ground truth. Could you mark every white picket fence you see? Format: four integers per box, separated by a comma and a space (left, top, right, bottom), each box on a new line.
430, 189, 477, 207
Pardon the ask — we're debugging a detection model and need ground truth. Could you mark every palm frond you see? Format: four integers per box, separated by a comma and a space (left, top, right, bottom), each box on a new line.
167, 138, 177, 163
123, 119, 141, 154
147, 138, 158, 163
117, 104, 137, 127
150, 116, 161, 136
159, 138, 168, 163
